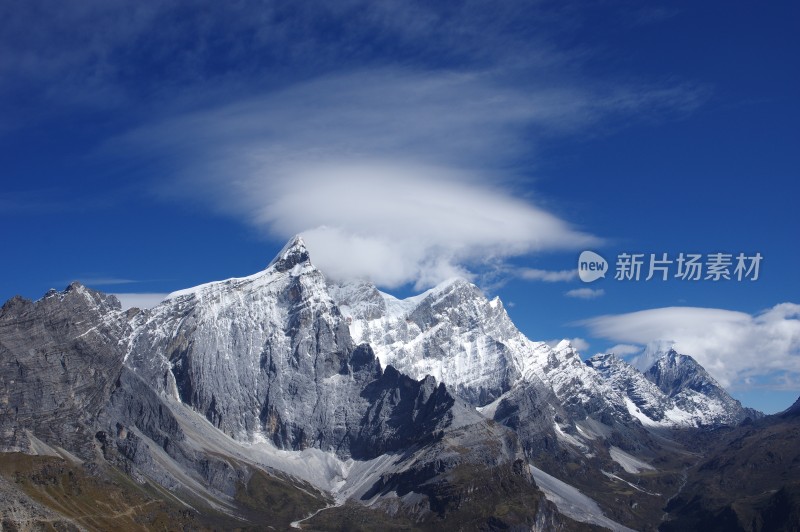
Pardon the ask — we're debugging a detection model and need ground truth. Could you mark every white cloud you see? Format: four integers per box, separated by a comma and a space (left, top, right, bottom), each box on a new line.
629, 340, 680, 371
606, 344, 642, 356
569, 337, 590, 352
565, 287, 604, 299
4, 1, 709, 293
580, 304, 800, 390
519, 268, 577, 282
275, 167, 599, 288
113, 293, 168, 310
115, 71, 635, 289
111, 67, 705, 289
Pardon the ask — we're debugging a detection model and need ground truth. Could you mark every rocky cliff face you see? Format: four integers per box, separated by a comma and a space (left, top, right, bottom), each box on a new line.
124, 238, 486, 461
0, 283, 133, 458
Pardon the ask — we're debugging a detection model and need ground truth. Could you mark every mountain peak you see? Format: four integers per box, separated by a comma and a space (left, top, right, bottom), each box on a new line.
268, 235, 311, 273
652, 350, 699, 371
423, 277, 480, 301
645, 350, 722, 398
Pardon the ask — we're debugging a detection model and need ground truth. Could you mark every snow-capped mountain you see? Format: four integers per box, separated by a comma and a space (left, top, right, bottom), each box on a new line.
2, 236, 567, 529
648, 349, 763, 423
125, 236, 498, 460
330, 277, 520, 405
585, 353, 672, 424
330, 277, 629, 422
587, 351, 760, 428
0, 235, 769, 531
330, 264, 762, 434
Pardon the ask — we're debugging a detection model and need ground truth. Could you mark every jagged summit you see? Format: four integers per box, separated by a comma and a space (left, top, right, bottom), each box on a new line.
588, 349, 761, 427
331, 275, 628, 417
32, 280, 123, 312
587, 352, 674, 425
165, 235, 318, 301
645, 349, 720, 397
267, 234, 312, 272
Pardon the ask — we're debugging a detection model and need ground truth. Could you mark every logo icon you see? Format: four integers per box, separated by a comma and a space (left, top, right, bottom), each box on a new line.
578, 251, 607, 283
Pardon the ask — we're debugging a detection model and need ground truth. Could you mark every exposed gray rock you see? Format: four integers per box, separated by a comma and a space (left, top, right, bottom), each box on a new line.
124, 238, 488, 462
0, 283, 131, 458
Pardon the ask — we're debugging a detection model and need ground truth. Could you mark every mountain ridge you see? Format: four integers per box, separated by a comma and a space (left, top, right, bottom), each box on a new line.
0, 235, 780, 531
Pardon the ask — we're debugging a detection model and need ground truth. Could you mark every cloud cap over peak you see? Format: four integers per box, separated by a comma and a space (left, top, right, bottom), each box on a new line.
110, 64, 704, 290
286, 164, 599, 288
580, 304, 800, 390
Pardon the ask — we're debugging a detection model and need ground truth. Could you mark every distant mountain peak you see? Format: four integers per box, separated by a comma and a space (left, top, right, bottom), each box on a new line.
588, 349, 762, 427
645, 350, 717, 397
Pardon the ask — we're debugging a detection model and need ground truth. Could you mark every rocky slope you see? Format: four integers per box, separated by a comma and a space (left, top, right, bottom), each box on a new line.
0, 283, 133, 458
661, 399, 800, 531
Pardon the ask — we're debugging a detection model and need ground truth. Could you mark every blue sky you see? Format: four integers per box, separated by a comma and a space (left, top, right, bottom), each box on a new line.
1, 1, 798, 412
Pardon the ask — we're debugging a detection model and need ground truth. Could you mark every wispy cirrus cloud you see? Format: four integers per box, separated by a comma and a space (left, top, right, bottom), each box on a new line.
565, 288, 604, 299
111, 67, 703, 289
0, 1, 579, 120
580, 304, 800, 390
519, 268, 578, 282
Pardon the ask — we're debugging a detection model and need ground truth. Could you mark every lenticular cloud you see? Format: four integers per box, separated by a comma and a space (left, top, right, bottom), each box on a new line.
581, 304, 800, 389
111, 68, 703, 288
255, 164, 597, 288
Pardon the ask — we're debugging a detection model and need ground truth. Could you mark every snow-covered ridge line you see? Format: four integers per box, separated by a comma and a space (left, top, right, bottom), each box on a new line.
331, 272, 756, 429
330, 275, 629, 416
586, 351, 757, 427
125, 234, 755, 459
